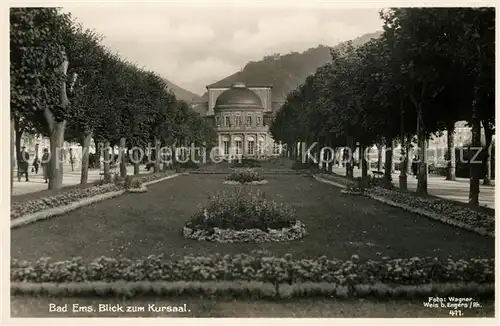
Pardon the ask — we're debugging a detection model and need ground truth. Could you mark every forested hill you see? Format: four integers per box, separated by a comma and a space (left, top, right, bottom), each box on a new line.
206, 31, 382, 101
162, 78, 202, 103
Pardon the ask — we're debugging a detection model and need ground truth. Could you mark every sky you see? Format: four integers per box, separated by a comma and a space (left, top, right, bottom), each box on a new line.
63, 4, 384, 95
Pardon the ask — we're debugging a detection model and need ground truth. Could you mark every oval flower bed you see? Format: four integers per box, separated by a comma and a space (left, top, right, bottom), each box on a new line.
223, 168, 267, 185
183, 189, 307, 243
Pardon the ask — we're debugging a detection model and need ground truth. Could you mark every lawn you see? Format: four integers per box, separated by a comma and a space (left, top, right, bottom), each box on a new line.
11, 173, 494, 262
10, 296, 495, 317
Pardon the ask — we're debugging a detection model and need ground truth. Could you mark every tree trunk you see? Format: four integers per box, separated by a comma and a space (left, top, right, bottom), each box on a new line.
80, 132, 92, 184
10, 118, 15, 190
133, 147, 140, 175
69, 148, 74, 171
94, 138, 100, 170
405, 134, 412, 175
399, 133, 407, 191
483, 122, 493, 186
316, 137, 320, 169
416, 106, 428, 195
345, 136, 355, 178
383, 137, 393, 185
46, 53, 69, 190
360, 142, 368, 178
172, 140, 178, 171
377, 144, 383, 172
14, 118, 22, 170
399, 97, 406, 191
48, 121, 66, 190
469, 116, 481, 206
391, 139, 396, 173
119, 137, 127, 177
154, 137, 161, 173
445, 124, 456, 181
103, 141, 110, 177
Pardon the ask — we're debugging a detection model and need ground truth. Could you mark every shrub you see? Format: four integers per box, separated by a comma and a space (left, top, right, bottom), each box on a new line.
124, 175, 134, 189
347, 175, 394, 192
227, 168, 264, 183
100, 173, 112, 185
11, 253, 494, 286
185, 188, 296, 232
113, 172, 124, 186
232, 158, 262, 168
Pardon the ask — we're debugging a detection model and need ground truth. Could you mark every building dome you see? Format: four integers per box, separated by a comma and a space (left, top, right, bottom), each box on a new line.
215, 83, 263, 108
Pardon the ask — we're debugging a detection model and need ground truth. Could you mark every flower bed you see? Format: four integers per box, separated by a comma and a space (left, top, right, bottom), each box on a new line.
223, 180, 268, 185
366, 187, 494, 234
184, 220, 306, 243
11, 171, 177, 220
11, 253, 494, 286
10, 184, 122, 220
315, 174, 495, 236
183, 189, 307, 243
226, 168, 265, 184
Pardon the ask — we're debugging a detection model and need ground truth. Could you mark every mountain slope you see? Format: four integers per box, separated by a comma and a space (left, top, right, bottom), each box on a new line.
163, 78, 202, 103
207, 31, 382, 102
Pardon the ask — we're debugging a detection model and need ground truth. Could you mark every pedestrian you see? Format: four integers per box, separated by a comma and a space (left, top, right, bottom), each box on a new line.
411, 155, 418, 177
33, 156, 40, 174
41, 148, 50, 183
18, 146, 30, 182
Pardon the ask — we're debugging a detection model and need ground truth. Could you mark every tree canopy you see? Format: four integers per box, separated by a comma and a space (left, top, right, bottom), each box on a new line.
10, 7, 215, 188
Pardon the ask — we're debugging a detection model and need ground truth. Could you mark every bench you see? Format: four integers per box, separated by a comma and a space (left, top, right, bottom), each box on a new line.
372, 171, 384, 178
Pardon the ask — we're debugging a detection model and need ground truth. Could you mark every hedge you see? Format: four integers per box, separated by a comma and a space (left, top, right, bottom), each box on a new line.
11, 253, 494, 286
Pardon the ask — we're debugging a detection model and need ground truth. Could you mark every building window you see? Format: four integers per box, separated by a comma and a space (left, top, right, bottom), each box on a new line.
235, 140, 242, 155
256, 116, 262, 126
246, 116, 252, 127
224, 116, 231, 127
248, 141, 255, 155
223, 140, 230, 155
216, 116, 221, 127
235, 115, 242, 127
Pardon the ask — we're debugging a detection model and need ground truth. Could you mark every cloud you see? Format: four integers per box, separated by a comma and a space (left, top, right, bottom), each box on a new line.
224, 13, 364, 58
63, 5, 383, 95
175, 58, 240, 91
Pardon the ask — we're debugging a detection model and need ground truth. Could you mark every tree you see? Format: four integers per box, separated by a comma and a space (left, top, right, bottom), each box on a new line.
63, 25, 109, 184
10, 8, 74, 190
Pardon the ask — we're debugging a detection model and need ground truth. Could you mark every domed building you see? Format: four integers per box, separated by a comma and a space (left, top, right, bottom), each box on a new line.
193, 81, 283, 159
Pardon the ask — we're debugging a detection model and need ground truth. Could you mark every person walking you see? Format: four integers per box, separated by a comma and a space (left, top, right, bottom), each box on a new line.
33, 156, 40, 174
41, 148, 50, 183
18, 146, 30, 182
411, 155, 418, 178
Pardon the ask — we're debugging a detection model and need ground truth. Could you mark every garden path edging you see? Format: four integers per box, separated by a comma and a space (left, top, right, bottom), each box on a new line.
313, 175, 348, 189
11, 173, 180, 229
313, 175, 494, 238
